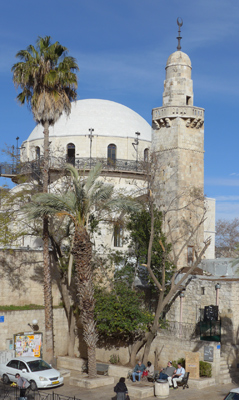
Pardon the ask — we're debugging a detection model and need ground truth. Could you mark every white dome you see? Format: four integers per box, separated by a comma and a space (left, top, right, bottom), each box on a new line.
27, 99, 151, 142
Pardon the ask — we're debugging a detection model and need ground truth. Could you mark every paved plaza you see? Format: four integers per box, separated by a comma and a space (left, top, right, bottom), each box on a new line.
52, 375, 237, 400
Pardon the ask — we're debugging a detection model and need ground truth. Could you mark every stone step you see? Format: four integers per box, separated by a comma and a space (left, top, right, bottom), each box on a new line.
221, 374, 232, 381
221, 378, 232, 385
220, 368, 230, 375
189, 378, 216, 389
220, 363, 229, 369
127, 383, 154, 399
59, 368, 71, 378
220, 367, 229, 373
57, 355, 85, 371
220, 361, 228, 367
69, 375, 114, 389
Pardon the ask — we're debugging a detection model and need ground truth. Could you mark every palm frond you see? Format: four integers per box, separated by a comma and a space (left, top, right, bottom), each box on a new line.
103, 197, 141, 215
85, 163, 102, 194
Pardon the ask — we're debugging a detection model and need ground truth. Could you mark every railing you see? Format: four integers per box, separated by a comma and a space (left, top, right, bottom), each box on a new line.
152, 105, 204, 120
159, 321, 200, 340
0, 383, 81, 400
0, 157, 147, 177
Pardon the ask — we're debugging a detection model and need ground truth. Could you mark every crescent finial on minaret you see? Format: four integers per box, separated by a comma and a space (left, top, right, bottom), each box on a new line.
176, 17, 183, 51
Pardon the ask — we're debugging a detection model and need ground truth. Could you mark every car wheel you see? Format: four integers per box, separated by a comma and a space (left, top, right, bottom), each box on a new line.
2, 374, 10, 384
30, 380, 37, 391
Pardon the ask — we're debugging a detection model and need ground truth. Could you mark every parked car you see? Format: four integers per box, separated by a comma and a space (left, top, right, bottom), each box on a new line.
224, 388, 239, 400
0, 357, 64, 390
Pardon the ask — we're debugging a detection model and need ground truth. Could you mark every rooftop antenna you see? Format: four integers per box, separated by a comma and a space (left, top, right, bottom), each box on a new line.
176, 17, 183, 51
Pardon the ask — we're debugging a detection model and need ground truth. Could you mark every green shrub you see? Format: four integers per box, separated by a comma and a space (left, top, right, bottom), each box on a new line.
199, 361, 212, 377
109, 354, 120, 364
172, 358, 185, 369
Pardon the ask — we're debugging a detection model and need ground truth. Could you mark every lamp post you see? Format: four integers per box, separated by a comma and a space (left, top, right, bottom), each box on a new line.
132, 131, 140, 171
88, 128, 94, 168
215, 283, 221, 306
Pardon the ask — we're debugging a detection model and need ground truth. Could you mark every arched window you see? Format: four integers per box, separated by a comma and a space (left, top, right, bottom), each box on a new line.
107, 144, 116, 167
67, 143, 75, 166
144, 148, 149, 162
35, 146, 40, 160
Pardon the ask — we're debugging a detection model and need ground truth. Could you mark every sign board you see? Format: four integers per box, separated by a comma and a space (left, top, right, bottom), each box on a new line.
204, 345, 214, 362
14, 333, 43, 358
0, 316, 4, 323
185, 351, 199, 379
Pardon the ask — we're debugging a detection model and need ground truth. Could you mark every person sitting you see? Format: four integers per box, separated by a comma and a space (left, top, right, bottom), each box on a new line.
142, 361, 154, 380
159, 361, 175, 380
114, 377, 128, 400
132, 361, 146, 382
168, 362, 185, 389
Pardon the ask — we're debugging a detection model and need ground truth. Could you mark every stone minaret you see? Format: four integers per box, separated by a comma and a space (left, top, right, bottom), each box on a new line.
152, 27, 205, 268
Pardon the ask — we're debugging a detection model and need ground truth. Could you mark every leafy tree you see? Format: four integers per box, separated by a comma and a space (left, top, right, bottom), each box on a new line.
93, 207, 171, 346
127, 207, 173, 291
12, 36, 79, 363
23, 163, 139, 378
94, 264, 154, 341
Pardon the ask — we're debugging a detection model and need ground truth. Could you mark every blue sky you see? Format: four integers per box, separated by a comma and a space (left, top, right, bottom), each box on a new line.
0, 0, 239, 221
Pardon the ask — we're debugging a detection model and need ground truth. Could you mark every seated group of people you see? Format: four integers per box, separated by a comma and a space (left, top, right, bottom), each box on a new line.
131, 361, 154, 382
131, 360, 185, 389
159, 361, 185, 389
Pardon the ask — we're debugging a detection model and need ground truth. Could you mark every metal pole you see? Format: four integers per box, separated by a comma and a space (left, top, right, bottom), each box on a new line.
88, 128, 94, 168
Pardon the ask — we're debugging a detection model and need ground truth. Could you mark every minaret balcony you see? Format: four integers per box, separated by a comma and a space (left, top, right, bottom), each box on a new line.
152, 105, 204, 121
152, 105, 204, 130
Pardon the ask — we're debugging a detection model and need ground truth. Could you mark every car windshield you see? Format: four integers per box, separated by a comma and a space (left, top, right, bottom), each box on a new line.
27, 360, 52, 372
225, 393, 239, 400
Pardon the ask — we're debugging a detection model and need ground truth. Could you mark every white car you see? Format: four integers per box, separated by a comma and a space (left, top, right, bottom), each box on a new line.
224, 388, 239, 400
0, 357, 64, 390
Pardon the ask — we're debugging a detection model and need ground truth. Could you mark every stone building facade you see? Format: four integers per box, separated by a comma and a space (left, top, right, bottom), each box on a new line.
1, 55, 215, 260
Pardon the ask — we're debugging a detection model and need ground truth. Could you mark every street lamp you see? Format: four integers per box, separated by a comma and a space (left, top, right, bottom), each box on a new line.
88, 128, 94, 168
215, 283, 221, 306
28, 319, 39, 331
132, 131, 140, 170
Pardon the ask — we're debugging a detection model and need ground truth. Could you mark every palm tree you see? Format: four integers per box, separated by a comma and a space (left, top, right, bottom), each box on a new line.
12, 36, 79, 363
24, 163, 139, 378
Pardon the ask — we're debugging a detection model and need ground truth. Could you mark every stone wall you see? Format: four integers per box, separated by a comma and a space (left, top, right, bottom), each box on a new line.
151, 333, 220, 381
0, 308, 68, 359
0, 249, 61, 306
165, 275, 239, 367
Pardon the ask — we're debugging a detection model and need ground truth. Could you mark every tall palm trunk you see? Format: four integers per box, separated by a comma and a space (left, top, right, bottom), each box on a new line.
72, 225, 97, 378
43, 120, 54, 363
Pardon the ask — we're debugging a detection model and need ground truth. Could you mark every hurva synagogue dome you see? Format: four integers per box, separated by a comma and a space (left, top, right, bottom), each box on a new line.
21, 99, 151, 169
1, 35, 215, 262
